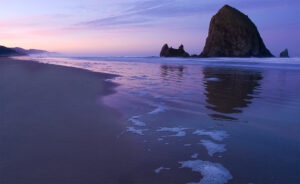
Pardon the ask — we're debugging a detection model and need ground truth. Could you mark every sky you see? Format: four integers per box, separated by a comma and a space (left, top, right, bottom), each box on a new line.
0, 0, 299, 56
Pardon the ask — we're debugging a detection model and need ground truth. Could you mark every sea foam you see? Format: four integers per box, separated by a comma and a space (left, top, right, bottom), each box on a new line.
148, 103, 168, 114
154, 167, 170, 173
179, 160, 232, 184
193, 130, 228, 141
128, 115, 146, 126
200, 139, 226, 157
127, 127, 148, 135
157, 127, 188, 137
191, 153, 198, 159
204, 78, 220, 81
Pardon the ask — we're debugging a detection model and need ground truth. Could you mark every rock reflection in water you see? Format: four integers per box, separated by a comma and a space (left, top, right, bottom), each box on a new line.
160, 65, 185, 82
203, 67, 263, 120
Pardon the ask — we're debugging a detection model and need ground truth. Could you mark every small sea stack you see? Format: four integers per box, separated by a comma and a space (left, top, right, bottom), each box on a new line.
280, 49, 289, 58
200, 5, 273, 57
160, 44, 190, 57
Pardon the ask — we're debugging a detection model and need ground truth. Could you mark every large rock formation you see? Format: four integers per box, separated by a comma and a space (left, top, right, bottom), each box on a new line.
200, 5, 273, 57
280, 49, 289, 58
160, 44, 190, 57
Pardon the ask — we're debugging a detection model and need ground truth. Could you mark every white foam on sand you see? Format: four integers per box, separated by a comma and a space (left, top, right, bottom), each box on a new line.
128, 116, 146, 126
157, 127, 188, 137
193, 130, 228, 141
200, 140, 226, 157
191, 153, 198, 159
179, 160, 232, 184
155, 167, 170, 173
131, 115, 140, 119
204, 78, 220, 81
127, 127, 148, 135
129, 75, 148, 80
148, 103, 168, 114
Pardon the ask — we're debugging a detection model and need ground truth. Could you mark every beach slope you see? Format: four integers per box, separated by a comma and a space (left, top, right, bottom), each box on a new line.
0, 57, 140, 184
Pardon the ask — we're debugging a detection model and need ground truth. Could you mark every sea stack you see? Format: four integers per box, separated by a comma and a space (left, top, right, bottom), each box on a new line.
160, 44, 190, 57
280, 49, 289, 58
200, 5, 273, 57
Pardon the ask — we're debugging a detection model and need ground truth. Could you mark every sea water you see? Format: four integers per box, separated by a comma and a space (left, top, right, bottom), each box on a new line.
17, 56, 300, 184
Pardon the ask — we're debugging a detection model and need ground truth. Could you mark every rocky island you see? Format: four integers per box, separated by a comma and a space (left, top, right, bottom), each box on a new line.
280, 49, 289, 58
160, 5, 274, 58
160, 44, 190, 57
200, 5, 273, 57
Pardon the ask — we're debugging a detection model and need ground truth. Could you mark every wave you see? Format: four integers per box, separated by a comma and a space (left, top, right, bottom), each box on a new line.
15, 56, 300, 72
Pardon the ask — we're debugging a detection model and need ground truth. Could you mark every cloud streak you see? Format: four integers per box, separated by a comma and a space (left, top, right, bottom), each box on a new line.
76, 0, 212, 29
76, 0, 300, 29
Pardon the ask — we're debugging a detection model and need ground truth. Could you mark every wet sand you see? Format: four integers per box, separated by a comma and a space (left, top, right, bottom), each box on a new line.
0, 57, 145, 184
1, 56, 300, 184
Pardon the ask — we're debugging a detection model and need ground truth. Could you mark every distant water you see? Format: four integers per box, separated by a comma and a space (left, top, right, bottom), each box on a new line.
17, 56, 300, 184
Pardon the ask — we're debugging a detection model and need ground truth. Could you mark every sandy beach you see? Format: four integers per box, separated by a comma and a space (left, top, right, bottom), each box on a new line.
0, 57, 147, 184
1, 56, 299, 184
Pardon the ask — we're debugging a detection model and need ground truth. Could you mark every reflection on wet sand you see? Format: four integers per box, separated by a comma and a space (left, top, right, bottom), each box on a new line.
203, 67, 263, 120
160, 65, 185, 82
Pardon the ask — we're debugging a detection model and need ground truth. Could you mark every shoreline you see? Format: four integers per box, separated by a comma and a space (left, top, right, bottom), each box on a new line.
0, 57, 142, 184
1, 56, 299, 183
3, 56, 121, 97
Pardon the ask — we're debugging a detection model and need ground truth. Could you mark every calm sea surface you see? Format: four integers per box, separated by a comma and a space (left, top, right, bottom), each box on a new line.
16, 56, 300, 184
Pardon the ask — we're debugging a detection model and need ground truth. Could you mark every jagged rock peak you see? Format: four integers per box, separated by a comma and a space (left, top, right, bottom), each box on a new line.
200, 5, 273, 57
280, 49, 289, 58
160, 44, 190, 57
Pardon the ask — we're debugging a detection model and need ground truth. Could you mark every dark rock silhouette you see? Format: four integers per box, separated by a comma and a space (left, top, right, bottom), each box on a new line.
280, 49, 289, 58
0, 45, 52, 57
12, 47, 51, 55
0, 46, 20, 56
160, 44, 190, 57
200, 5, 273, 57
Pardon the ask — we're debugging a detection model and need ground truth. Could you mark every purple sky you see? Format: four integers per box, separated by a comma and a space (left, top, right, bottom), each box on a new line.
0, 0, 299, 56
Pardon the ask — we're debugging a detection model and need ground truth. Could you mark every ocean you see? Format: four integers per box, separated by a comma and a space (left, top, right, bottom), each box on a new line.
15, 56, 300, 184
